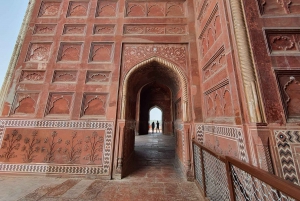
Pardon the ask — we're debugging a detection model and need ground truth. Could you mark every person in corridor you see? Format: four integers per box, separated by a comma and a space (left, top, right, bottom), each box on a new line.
156, 121, 159, 133
152, 121, 155, 133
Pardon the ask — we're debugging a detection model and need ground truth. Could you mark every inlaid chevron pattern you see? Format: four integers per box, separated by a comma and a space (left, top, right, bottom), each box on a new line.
275, 130, 299, 185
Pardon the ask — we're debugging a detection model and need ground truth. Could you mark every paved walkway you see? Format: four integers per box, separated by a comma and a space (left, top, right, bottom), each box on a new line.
0, 133, 204, 201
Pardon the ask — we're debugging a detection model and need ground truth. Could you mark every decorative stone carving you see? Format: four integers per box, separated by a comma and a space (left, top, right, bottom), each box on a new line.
26, 43, 52, 62
38, 1, 61, 17
52, 71, 77, 83
45, 93, 74, 116
67, 1, 89, 17
258, 0, 300, 15
89, 43, 113, 62
125, 1, 186, 17
81, 93, 108, 117
166, 2, 185, 16
0, 120, 113, 175
33, 24, 56, 35
276, 72, 300, 121
123, 44, 187, 70
204, 79, 234, 119
124, 24, 187, 35
96, 1, 118, 17
199, 5, 222, 57
93, 25, 115, 34
266, 30, 300, 54
86, 71, 111, 83
19, 70, 45, 83
202, 46, 226, 81
11, 92, 39, 116
57, 43, 82, 62
63, 24, 86, 35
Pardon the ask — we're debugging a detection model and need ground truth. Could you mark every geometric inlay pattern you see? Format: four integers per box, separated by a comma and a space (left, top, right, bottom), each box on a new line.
274, 130, 300, 185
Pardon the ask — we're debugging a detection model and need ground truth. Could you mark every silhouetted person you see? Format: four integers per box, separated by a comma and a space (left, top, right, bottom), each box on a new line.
152, 122, 155, 133
156, 121, 159, 133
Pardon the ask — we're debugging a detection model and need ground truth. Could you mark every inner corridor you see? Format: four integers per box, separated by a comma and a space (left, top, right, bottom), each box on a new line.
0, 133, 204, 201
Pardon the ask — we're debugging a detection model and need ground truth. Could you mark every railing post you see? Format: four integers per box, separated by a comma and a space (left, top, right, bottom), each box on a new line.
225, 160, 236, 201
200, 147, 207, 197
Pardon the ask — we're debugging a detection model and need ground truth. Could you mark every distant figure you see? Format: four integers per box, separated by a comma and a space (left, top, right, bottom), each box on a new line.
152, 122, 155, 133
156, 121, 160, 133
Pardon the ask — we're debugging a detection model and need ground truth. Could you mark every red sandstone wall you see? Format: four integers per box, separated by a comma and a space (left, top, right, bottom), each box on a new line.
242, 0, 300, 185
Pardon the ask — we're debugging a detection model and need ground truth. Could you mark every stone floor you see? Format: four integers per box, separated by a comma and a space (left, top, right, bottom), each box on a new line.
0, 133, 204, 201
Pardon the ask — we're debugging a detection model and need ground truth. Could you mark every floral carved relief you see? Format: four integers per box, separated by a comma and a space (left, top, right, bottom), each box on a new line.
86, 71, 111, 83
94, 25, 115, 34
19, 71, 45, 83
46, 93, 74, 116
81, 94, 108, 117
67, 1, 89, 17
96, 1, 118, 17
266, 31, 300, 54
123, 44, 187, 70
83, 131, 104, 164
26, 43, 52, 62
12, 93, 39, 116
52, 71, 77, 83
124, 24, 186, 35
58, 43, 82, 62
39, 2, 61, 17
33, 24, 56, 35
0, 128, 108, 166
258, 0, 300, 15
0, 130, 22, 161
277, 73, 300, 120
63, 25, 86, 35
21, 130, 41, 163
126, 1, 185, 17
89, 43, 113, 62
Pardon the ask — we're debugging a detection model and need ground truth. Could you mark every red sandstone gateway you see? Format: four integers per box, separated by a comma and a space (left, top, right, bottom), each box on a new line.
0, 1, 300, 199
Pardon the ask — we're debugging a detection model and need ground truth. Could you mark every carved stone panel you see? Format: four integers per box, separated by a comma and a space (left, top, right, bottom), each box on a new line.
276, 71, 300, 121
126, 1, 185, 17
96, 1, 118, 17
57, 43, 83, 62
67, 1, 89, 17
11, 92, 40, 116
63, 24, 86, 35
89, 43, 113, 62
204, 79, 234, 121
33, 24, 57, 35
45, 93, 74, 117
86, 71, 111, 83
38, 1, 61, 17
258, 0, 300, 15
81, 93, 108, 117
199, 4, 222, 57
52, 71, 78, 83
26, 43, 52, 62
122, 44, 187, 70
19, 70, 46, 83
202, 46, 226, 82
93, 25, 115, 35
124, 24, 187, 35
265, 30, 300, 54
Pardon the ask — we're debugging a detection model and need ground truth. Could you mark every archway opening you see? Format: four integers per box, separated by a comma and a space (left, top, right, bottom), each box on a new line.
149, 107, 162, 133
118, 58, 189, 178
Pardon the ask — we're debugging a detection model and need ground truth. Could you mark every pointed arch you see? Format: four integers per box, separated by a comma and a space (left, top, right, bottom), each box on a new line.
121, 56, 189, 121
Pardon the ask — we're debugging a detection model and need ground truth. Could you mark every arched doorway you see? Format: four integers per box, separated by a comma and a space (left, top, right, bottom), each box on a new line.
115, 57, 190, 178
149, 106, 162, 133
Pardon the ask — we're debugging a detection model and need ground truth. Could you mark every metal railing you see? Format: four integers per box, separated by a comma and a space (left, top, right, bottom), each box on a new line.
192, 140, 300, 201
